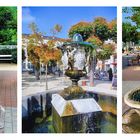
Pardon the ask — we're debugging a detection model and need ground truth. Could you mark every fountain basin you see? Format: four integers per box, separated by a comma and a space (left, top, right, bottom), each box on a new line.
123, 108, 140, 133
22, 92, 117, 133
124, 88, 140, 109
123, 88, 140, 133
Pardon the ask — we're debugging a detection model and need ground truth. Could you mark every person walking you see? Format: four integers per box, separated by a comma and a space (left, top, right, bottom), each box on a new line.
108, 67, 113, 81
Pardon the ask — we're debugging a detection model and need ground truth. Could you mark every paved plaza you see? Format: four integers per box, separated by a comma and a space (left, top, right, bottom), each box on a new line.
0, 63, 17, 71
22, 72, 117, 98
0, 65, 17, 133
123, 66, 140, 81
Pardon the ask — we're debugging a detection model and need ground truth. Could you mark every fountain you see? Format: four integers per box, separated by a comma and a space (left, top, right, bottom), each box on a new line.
123, 88, 140, 133
22, 34, 117, 133
51, 34, 103, 133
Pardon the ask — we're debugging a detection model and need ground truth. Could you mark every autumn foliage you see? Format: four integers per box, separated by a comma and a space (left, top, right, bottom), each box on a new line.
86, 35, 103, 47
27, 39, 62, 68
97, 43, 115, 60
68, 17, 117, 44
68, 21, 93, 41
108, 19, 117, 30
34, 40, 62, 64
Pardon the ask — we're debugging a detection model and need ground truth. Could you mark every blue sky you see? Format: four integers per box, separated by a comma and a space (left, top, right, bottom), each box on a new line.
22, 7, 117, 39
122, 7, 132, 23
122, 7, 136, 25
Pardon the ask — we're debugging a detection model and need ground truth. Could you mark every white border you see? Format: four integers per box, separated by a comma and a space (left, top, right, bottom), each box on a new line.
0, 0, 140, 139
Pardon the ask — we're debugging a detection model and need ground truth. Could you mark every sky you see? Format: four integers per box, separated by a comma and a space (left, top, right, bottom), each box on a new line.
122, 7, 136, 26
22, 7, 117, 39
122, 7, 132, 23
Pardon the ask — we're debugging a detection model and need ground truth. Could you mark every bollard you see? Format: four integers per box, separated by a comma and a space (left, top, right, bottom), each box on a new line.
82, 80, 86, 86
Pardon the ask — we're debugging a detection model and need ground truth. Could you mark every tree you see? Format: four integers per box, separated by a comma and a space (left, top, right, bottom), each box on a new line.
122, 7, 140, 47
131, 7, 140, 27
34, 40, 61, 89
123, 7, 140, 28
92, 17, 110, 42
27, 22, 62, 89
108, 19, 117, 43
27, 22, 44, 80
122, 22, 138, 44
68, 22, 93, 41
86, 35, 102, 86
50, 24, 62, 39
97, 43, 115, 60
28, 22, 39, 34
0, 7, 17, 45
22, 48, 26, 62
27, 37, 41, 80
97, 43, 115, 70
86, 35, 103, 46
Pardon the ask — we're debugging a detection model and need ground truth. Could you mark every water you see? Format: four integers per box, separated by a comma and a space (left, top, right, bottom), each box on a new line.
123, 109, 140, 133
22, 93, 117, 133
23, 112, 116, 133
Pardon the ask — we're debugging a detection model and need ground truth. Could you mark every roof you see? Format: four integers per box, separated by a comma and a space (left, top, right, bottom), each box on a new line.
22, 34, 61, 40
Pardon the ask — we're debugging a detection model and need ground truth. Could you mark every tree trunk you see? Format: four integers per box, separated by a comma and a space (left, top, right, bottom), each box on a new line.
40, 61, 42, 83
102, 60, 105, 71
46, 64, 48, 90
35, 68, 40, 80
89, 57, 96, 87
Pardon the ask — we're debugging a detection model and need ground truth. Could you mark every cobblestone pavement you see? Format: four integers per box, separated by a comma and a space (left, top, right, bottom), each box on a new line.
123, 66, 140, 81
122, 81, 140, 113
4, 107, 17, 133
0, 70, 17, 133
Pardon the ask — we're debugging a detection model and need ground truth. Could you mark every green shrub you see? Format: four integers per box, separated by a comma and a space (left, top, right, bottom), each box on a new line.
11, 48, 17, 63
0, 48, 11, 54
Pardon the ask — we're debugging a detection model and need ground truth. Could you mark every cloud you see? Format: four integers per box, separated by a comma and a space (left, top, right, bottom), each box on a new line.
22, 8, 36, 23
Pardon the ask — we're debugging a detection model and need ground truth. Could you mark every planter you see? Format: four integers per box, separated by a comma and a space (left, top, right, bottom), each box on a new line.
124, 87, 140, 109
123, 88, 140, 133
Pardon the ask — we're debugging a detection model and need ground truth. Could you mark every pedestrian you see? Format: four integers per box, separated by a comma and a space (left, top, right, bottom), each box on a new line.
136, 53, 140, 64
58, 68, 61, 77
108, 67, 113, 81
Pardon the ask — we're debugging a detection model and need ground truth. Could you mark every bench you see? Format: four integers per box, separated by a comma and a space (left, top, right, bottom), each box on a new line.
0, 55, 12, 61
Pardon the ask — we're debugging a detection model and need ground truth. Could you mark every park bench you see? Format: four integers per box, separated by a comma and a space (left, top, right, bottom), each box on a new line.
0, 55, 12, 61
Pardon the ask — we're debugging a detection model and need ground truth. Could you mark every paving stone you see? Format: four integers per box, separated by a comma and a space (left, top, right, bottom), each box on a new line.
123, 66, 140, 81
22, 73, 116, 97
0, 70, 17, 133
4, 126, 13, 133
